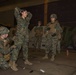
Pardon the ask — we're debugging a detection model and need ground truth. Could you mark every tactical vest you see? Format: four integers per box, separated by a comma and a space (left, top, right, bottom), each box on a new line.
47, 21, 61, 39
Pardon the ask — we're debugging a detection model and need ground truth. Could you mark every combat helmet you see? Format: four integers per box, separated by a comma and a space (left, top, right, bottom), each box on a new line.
50, 14, 57, 19
0, 26, 9, 35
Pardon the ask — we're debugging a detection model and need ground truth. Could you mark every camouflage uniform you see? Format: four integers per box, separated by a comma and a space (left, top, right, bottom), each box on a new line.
0, 27, 10, 70
46, 21, 62, 54
43, 14, 63, 61
11, 7, 32, 62
34, 26, 43, 49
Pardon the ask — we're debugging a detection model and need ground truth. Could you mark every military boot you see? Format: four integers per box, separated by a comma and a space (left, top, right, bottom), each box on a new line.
24, 59, 33, 65
42, 54, 48, 59
9, 61, 18, 67
10, 61, 18, 71
9, 61, 12, 67
50, 55, 55, 61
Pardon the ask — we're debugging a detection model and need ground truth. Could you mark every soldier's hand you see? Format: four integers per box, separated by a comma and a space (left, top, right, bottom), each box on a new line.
15, 7, 18, 11
11, 45, 16, 49
4, 40, 7, 42
4, 40, 8, 47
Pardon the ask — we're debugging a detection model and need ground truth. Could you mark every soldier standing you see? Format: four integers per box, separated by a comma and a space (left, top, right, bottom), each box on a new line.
10, 7, 32, 71
43, 14, 63, 61
34, 21, 43, 49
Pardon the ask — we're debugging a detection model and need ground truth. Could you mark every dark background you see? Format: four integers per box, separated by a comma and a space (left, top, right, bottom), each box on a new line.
14, 0, 76, 30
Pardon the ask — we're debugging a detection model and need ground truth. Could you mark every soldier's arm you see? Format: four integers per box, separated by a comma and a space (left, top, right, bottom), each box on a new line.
14, 7, 21, 19
0, 48, 11, 55
56, 23, 63, 33
0, 41, 12, 55
26, 12, 32, 21
44, 26, 49, 36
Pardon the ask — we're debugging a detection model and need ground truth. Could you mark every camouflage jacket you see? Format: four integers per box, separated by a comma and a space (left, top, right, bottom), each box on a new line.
0, 38, 10, 55
34, 26, 43, 37
46, 21, 63, 38
14, 7, 32, 35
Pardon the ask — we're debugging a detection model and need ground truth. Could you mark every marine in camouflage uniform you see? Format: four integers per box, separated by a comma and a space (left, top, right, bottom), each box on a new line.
34, 21, 43, 49
43, 14, 63, 61
10, 7, 32, 71
0, 26, 11, 70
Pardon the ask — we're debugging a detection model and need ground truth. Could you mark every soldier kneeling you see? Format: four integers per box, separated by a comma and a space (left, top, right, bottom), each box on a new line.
0, 26, 13, 70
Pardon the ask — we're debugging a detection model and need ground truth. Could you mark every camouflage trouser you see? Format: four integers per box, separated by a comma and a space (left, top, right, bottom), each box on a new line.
51, 37, 60, 55
45, 34, 61, 55
34, 36, 42, 49
11, 33, 29, 61
0, 56, 9, 70
45, 34, 52, 54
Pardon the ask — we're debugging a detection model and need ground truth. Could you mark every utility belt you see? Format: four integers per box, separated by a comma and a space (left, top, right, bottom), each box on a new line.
51, 33, 57, 37
51, 33, 61, 40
